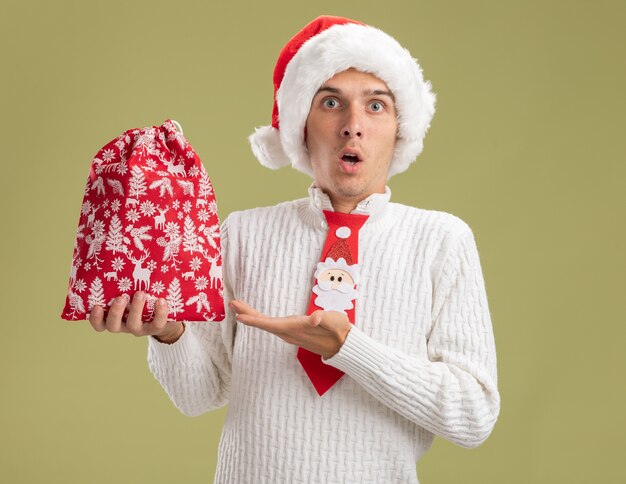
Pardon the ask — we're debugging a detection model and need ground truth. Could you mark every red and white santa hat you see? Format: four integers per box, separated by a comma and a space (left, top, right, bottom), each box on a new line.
248, 15, 436, 179
313, 224, 361, 284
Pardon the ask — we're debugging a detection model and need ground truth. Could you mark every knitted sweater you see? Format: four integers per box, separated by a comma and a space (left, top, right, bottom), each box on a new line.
147, 186, 500, 484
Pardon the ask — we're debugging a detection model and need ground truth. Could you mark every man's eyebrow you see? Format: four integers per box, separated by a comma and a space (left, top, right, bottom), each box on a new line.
315, 86, 341, 95
314, 86, 395, 102
367, 89, 395, 102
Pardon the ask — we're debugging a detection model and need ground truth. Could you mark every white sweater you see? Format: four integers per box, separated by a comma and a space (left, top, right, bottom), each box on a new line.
147, 186, 500, 484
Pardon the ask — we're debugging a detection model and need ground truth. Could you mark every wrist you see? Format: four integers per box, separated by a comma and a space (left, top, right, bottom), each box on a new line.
339, 320, 352, 345
325, 322, 352, 359
153, 321, 185, 344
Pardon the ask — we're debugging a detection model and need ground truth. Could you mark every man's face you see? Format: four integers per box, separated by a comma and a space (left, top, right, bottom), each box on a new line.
305, 68, 398, 206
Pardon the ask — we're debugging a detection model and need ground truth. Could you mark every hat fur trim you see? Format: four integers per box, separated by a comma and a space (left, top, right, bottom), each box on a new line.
248, 125, 291, 170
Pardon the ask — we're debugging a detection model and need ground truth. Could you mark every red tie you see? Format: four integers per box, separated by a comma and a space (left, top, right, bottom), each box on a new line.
297, 210, 369, 396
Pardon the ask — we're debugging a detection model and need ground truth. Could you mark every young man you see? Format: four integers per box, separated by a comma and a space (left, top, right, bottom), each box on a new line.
90, 16, 499, 483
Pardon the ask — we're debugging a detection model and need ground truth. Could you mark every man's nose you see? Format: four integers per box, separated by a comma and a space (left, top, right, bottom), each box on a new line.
340, 106, 363, 139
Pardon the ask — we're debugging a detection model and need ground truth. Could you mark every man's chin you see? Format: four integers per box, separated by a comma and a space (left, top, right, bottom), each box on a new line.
329, 180, 367, 200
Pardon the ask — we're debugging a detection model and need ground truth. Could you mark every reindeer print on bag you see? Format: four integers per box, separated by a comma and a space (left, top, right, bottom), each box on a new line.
61, 119, 225, 323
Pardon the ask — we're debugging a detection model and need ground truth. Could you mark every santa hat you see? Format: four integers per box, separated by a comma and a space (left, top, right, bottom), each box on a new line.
313, 225, 360, 283
248, 15, 436, 179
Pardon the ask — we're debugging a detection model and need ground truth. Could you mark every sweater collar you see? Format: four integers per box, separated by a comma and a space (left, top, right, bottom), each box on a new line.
300, 183, 393, 229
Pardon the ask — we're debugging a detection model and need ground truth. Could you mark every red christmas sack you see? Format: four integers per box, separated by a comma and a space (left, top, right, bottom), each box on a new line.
61, 119, 225, 323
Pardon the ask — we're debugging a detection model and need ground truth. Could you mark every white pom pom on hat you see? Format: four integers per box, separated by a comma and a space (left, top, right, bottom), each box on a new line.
248, 15, 436, 179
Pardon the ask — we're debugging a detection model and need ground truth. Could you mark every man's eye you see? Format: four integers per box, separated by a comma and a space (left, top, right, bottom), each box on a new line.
370, 101, 384, 112
323, 98, 338, 108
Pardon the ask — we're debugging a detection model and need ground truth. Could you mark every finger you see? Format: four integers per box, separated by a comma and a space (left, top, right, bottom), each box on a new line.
229, 300, 265, 318
105, 296, 128, 333
233, 311, 272, 329
229, 300, 275, 330
125, 292, 147, 335
238, 312, 310, 335
148, 298, 169, 335
89, 305, 106, 332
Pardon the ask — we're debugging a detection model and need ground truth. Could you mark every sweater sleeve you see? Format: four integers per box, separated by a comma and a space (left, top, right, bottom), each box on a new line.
322, 222, 500, 448
146, 215, 237, 417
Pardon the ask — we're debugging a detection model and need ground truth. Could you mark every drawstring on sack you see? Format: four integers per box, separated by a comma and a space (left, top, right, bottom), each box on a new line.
171, 119, 184, 135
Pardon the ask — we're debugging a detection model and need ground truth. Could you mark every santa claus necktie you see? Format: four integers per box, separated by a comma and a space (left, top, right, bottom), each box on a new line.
297, 209, 369, 396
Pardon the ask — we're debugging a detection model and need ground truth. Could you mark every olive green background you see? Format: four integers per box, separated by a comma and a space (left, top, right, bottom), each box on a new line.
1, 0, 624, 483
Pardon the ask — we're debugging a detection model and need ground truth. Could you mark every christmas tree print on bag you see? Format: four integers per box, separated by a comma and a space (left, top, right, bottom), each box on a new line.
61, 119, 225, 323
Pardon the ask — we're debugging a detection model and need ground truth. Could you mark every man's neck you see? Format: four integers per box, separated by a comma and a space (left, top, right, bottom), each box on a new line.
329, 198, 358, 214
313, 185, 385, 214
307, 184, 392, 225
328, 191, 389, 214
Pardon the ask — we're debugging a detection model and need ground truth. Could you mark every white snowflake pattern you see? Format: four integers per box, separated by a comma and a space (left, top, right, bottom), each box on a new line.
74, 257, 83, 268
172, 200, 180, 210
74, 279, 87, 293
177, 211, 183, 220
140, 200, 156, 216
115, 161, 128, 176
104, 209, 111, 218
92, 220, 105, 235
151, 281, 165, 294
84, 262, 91, 271
118, 277, 132, 292
102, 148, 115, 162
81, 200, 92, 216
146, 158, 157, 170
195, 276, 209, 290
189, 257, 202, 271
110, 199, 121, 212
186, 151, 196, 160
183, 200, 192, 213
197, 209, 210, 222
164, 221, 180, 239
112, 257, 126, 271
147, 260, 157, 271
207, 200, 217, 215
161, 265, 169, 273
126, 209, 140, 223
103, 199, 109, 208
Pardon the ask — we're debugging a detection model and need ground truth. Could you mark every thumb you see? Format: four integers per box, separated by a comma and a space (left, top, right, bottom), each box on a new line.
318, 310, 349, 329
309, 310, 324, 327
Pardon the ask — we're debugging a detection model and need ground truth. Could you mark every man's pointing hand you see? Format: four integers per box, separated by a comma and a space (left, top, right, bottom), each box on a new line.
229, 300, 352, 359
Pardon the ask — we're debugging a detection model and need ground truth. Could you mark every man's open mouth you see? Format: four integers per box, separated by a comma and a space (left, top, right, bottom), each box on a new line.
341, 153, 361, 165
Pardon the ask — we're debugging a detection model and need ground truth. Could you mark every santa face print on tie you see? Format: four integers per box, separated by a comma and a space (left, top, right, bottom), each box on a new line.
311, 223, 361, 314
297, 210, 369, 396
312, 256, 360, 314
